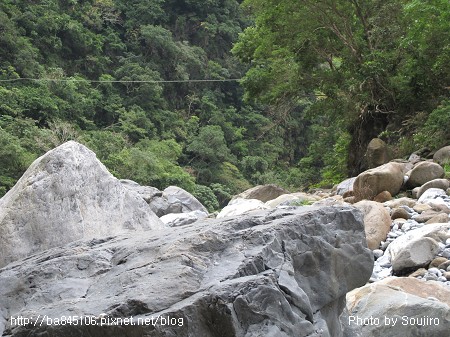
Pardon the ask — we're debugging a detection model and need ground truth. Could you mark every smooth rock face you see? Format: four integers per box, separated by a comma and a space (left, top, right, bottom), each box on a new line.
217, 198, 269, 218
0, 206, 373, 337
354, 200, 392, 250
407, 161, 445, 188
345, 279, 450, 337
231, 184, 288, 203
120, 179, 181, 217
335, 177, 356, 196
0, 141, 163, 268
163, 186, 208, 214
120, 179, 162, 202
353, 162, 405, 201
386, 223, 450, 274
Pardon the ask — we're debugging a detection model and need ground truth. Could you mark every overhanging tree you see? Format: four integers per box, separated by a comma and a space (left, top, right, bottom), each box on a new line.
234, 0, 450, 176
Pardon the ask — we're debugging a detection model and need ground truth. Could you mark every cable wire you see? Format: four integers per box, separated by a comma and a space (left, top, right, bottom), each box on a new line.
0, 77, 242, 83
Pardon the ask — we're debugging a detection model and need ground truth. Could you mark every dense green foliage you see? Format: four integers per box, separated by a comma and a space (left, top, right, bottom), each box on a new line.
0, 0, 296, 208
1, 0, 449, 207
234, 0, 450, 178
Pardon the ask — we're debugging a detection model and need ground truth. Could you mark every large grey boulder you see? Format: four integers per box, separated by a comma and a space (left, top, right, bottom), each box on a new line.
120, 180, 181, 216
386, 223, 450, 274
163, 186, 208, 214
0, 141, 163, 268
0, 206, 373, 337
418, 188, 449, 205
345, 277, 450, 337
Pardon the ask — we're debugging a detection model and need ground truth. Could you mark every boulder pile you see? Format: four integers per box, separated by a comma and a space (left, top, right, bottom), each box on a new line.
1, 141, 449, 336
216, 143, 450, 336
0, 141, 373, 337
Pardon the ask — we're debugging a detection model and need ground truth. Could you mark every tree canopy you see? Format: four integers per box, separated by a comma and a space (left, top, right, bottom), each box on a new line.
0, 0, 448, 207
234, 0, 450, 176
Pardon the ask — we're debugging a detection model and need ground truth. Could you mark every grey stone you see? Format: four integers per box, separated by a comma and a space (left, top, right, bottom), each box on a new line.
376, 254, 391, 268
401, 223, 411, 232
120, 179, 162, 201
442, 249, 450, 259
418, 188, 448, 204
373, 249, 384, 259
0, 141, 163, 268
408, 153, 421, 164
425, 272, 439, 281
386, 223, 450, 274
0, 206, 373, 337
380, 241, 390, 251
428, 267, 442, 277
120, 179, 181, 217
163, 186, 208, 214
335, 177, 356, 196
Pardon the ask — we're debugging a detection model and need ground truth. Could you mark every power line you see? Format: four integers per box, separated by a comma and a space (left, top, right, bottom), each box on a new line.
0, 77, 242, 83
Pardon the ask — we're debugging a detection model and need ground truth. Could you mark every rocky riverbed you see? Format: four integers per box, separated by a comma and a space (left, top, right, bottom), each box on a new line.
1, 141, 449, 336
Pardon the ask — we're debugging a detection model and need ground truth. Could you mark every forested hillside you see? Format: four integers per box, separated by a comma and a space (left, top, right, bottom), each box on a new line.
234, 0, 450, 178
1, 0, 449, 209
